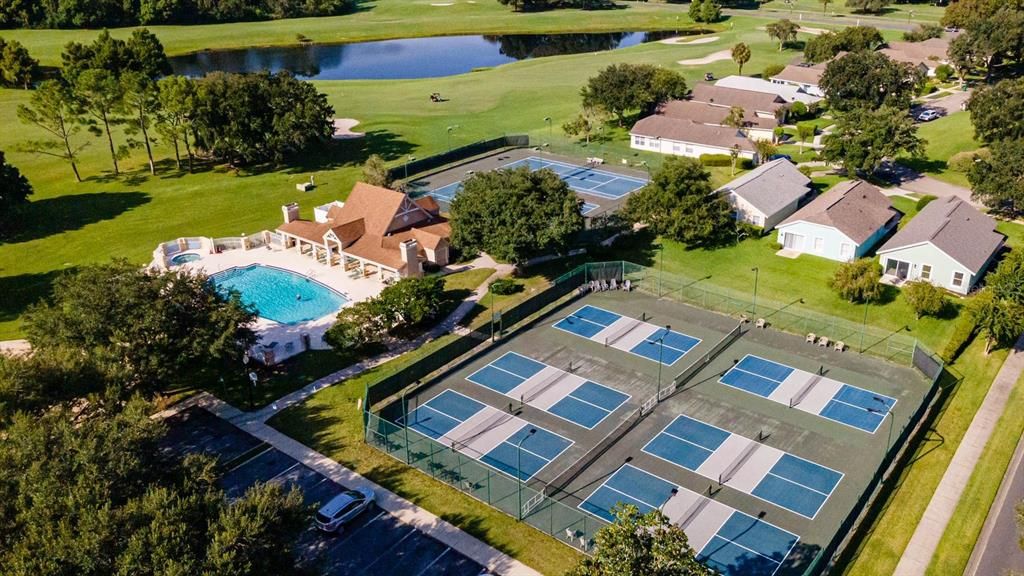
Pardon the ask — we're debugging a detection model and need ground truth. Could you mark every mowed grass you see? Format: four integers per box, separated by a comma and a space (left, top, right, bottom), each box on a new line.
0, 15, 802, 338
925, 371, 1024, 575
267, 334, 583, 576
838, 339, 1009, 576
3, 0, 707, 66
755, 0, 946, 22
898, 111, 980, 189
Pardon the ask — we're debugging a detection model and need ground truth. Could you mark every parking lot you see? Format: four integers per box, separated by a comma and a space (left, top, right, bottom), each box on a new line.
160, 407, 488, 576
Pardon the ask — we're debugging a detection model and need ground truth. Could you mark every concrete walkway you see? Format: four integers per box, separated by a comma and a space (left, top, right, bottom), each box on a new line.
247, 260, 512, 424
159, 394, 541, 576
894, 333, 1024, 575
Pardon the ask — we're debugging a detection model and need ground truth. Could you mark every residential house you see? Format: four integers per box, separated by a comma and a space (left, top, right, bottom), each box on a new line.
658, 100, 779, 142
277, 182, 451, 281
877, 196, 1004, 295
715, 75, 823, 105
776, 180, 901, 262
717, 159, 812, 231
690, 84, 788, 121
630, 115, 757, 161
878, 37, 950, 77
770, 62, 828, 98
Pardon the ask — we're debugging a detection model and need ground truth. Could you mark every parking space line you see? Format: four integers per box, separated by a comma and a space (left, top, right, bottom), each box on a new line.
414, 547, 452, 576
224, 446, 274, 474
361, 528, 418, 572
266, 462, 301, 483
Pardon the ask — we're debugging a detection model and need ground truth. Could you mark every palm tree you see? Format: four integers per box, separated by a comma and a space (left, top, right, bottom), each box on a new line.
731, 43, 751, 75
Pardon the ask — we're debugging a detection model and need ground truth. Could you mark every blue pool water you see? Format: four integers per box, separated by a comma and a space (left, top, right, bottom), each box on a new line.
211, 265, 348, 325
170, 252, 201, 265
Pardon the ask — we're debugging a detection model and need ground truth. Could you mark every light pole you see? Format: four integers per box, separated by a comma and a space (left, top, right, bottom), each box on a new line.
751, 267, 760, 316
402, 384, 416, 464
446, 125, 459, 152
517, 428, 537, 520
860, 300, 870, 352
242, 355, 252, 410
404, 155, 415, 180
657, 325, 671, 399
544, 116, 552, 141
871, 397, 896, 450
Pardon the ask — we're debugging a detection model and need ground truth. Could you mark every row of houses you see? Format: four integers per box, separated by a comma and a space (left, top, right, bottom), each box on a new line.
632, 35, 953, 163
717, 160, 1003, 295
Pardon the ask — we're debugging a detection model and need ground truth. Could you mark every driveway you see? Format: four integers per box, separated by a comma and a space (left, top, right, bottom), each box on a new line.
912, 92, 971, 118
161, 407, 488, 576
877, 161, 981, 208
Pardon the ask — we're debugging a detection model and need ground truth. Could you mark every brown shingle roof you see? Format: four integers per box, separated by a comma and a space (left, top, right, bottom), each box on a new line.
780, 180, 900, 244
878, 196, 1004, 273
770, 64, 826, 87
630, 115, 756, 152
277, 219, 332, 244
690, 84, 786, 114
657, 100, 779, 130
879, 38, 949, 68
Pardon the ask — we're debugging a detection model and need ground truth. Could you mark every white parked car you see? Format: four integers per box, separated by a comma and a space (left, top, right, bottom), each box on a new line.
916, 109, 941, 122
315, 487, 375, 533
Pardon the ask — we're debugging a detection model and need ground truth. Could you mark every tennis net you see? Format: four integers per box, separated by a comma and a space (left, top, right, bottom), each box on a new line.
719, 441, 761, 486
790, 374, 822, 408
451, 410, 511, 458
605, 317, 642, 347
520, 369, 570, 406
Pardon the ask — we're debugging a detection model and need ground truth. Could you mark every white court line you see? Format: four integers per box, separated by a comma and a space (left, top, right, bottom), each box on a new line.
520, 156, 648, 184
580, 304, 702, 367
656, 428, 719, 456
564, 391, 614, 414
602, 483, 665, 511
765, 472, 832, 498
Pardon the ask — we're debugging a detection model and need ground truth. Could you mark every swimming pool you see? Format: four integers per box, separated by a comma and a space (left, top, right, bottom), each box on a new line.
211, 265, 348, 325
170, 252, 201, 265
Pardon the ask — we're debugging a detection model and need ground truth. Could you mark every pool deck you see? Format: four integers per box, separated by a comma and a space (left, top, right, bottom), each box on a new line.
175, 246, 385, 358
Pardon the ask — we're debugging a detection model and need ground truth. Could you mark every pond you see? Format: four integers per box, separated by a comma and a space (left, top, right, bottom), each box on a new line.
168, 31, 689, 80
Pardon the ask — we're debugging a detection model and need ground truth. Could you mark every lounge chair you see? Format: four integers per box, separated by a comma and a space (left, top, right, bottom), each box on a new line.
817, 336, 830, 347
623, 279, 632, 291
755, 318, 766, 329
834, 341, 846, 352
806, 333, 816, 344
610, 278, 618, 290
600, 280, 609, 291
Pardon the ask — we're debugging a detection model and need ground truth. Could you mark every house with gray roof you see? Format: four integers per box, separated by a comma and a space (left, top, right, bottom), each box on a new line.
715, 75, 823, 105
775, 180, 900, 262
629, 115, 757, 161
876, 196, 1005, 295
717, 159, 811, 231
770, 63, 828, 98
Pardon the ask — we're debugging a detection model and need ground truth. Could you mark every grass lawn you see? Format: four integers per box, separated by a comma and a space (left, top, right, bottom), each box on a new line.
267, 333, 583, 576
925, 371, 1024, 575
754, 0, 946, 22
0, 14, 802, 339
5, 0, 708, 67
898, 112, 980, 189
838, 338, 1010, 575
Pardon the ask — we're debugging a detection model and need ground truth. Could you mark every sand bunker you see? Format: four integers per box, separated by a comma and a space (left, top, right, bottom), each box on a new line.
430, 2, 454, 5
332, 118, 364, 140
659, 35, 720, 46
677, 49, 732, 66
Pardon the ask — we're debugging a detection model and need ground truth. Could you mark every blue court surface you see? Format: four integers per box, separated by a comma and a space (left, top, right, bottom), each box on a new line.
642, 415, 843, 518
721, 355, 897, 433
466, 352, 630, 429
430, 181, 600, 215
580, 464, 798, 576
553, 305, 701, 366
402, 389, 572, 481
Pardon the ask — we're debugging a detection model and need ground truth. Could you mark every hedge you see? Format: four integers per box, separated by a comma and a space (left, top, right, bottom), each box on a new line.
700, 154, 754, 169
941, 312, 978, 363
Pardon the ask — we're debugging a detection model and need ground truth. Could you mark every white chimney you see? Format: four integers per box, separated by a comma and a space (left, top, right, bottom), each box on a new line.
282, 203, 300, 224
400, 239, 421, 277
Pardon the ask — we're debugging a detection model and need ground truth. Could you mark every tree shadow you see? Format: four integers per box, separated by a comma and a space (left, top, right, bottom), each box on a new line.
0, 192, 150, 245
0, 268, 73, 326
246, 129, 416, 176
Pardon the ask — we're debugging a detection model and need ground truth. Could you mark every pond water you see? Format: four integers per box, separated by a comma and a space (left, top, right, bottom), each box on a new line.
168, 31, 687, 80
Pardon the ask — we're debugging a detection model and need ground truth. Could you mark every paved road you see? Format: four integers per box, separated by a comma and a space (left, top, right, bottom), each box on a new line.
965, 432, 1024, 576
161, 407, 488, 576
914, 92, 970, 116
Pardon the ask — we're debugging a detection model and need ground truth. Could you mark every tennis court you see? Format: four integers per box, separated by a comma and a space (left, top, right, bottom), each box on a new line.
642, 415, 843, 519
402, 389, 573, 481
431, 179, 601, 215
553, 304, 701, 366
720, 355, 898, 433
579, 464, 798, 576
466, 351, 631, 429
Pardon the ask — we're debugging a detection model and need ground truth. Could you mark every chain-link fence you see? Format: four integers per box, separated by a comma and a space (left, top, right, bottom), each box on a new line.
365, 412, 606, 552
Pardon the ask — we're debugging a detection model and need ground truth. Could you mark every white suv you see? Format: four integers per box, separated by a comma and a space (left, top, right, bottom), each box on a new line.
315, 487, 375, 533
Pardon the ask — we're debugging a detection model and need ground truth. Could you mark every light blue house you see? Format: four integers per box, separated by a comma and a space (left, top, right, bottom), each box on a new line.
775, 181, 901, 262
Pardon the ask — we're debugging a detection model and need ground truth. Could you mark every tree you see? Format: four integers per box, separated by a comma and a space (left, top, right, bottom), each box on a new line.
450, 167, 583, 263
766, 19, 799, 51
23, 260, 257, 393
16, 80, 86, 182
581, 63, 687, 125
562, 107, 606, 144
903, 280, 947, 319
731, 42, 751, 75
822, 106, 923, 175
846, 0, 892, 14
903, 23, 944, 42
829, 258, 884, 302
74, 68, 128, 175
820, 51, 922, 112
567, 504, 713, 576
0, 150, 32, 235
622, 156, 734, 247
969, 289, 1024, 354
969, 139, 1024, 216
699, 0, 721, 23
803, 26, 884, 63
323, 303, 383, 353
124, 28, 171, 79
968, 79, 1024, 144
819, 0, 831, 13
754, 139, 777, 163
371, 275, 447, 330
361, 154, 392, 187
122, 71, 160, 175
0, 37, 37, 89
156, 75, 197, 171
943, 0, 1009, 28
797, 123, 815, 154
723, 106, 745, 130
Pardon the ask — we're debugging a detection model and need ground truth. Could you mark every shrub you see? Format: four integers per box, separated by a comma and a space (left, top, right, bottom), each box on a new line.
798, 165, 814, 177
916, 194, 938, 211
935, 64, 954, 83
796, 120, 818, 136
763, 63, 785, 80
829, 259, 883, 302
489, 277, 522, 295
917, 83, 938, 97
941, 312, 978, 362
903, 280, 948, 318
789, 101, 808, 119
699, 154, 753, 169
902, 23, 943, 42
948, 148, 990, 173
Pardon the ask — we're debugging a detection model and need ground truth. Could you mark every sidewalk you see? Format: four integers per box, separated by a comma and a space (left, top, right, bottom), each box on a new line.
964, 425, 1024, 575
893, 333, 1024, 575
161, 394, 541, 576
